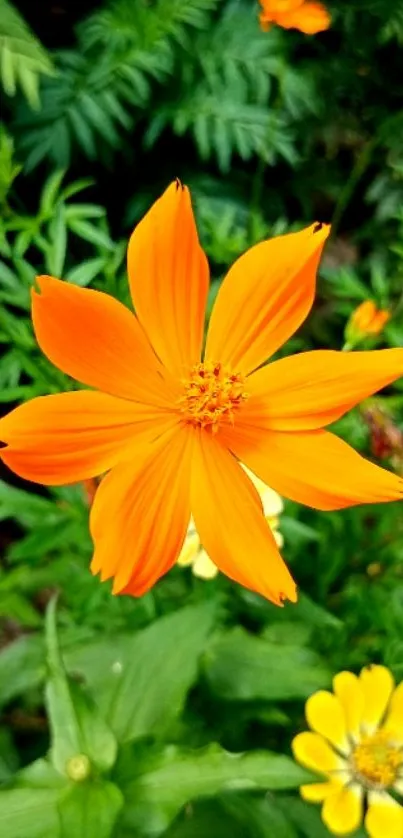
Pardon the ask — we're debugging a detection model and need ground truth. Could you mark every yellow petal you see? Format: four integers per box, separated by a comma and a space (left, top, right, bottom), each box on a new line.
333, 671, 364, 742
177, 531, 200, 567
292, 732, 344, 774
192, 549, 219, 580
322, 784, 363, 835
366, 792, 403, 838
383, 682, 403, 740
300, 782, 335, 802
261, 488, 284, 518
305, 691, 349, 752
360, 665, 395, 732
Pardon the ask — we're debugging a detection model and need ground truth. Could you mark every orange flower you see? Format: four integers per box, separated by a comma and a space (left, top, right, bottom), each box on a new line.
259, 0, 331, 34
1, 181, 403, 606
346, 300, 391, 347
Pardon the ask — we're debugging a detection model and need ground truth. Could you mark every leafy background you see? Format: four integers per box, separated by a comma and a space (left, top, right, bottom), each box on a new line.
1, 0, 403, 835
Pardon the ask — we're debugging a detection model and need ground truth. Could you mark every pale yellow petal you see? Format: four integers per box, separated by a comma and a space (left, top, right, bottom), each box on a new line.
366, 792, 403, 838
333, 671, 364, 741
177, 532, 200, 567
272, 527, 284, 548
242, 465, 284, 516
322, 784, 363, 836
306, 691, 349, 752
360, 665, 395, 732
292, 732, 345, 774
383, 682, 403, 740
192, 549, 219, 580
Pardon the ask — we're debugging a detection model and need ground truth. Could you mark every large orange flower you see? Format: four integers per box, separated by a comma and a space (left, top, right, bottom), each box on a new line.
259, 0, 331, 34
1, 181, 403, 605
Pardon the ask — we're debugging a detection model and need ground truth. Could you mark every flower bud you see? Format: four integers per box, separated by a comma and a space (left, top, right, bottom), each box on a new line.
66, 753, 91, 782
345, 300, 390, 347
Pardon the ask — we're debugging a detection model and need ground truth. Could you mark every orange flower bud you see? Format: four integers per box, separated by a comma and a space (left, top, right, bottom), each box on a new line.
345, 301, 390, 347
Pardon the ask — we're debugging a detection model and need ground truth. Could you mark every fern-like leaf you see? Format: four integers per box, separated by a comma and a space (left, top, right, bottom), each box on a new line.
0, 0, 54, 109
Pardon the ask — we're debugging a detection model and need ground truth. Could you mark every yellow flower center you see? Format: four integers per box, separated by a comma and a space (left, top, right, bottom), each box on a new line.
352, 730, 402, 788
179, 362, 247, 431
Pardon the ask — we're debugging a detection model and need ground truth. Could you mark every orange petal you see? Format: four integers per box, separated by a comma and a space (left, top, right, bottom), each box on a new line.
223, 425, 403, 511
189, 430, 297, 605
0, 391, 174, 485
127, 181, 209, 377
32, 276, 172, 405
90, 426, 192, 596
205, 223, 329, 377
242, 349, 403, 431
275, 2, 331, 34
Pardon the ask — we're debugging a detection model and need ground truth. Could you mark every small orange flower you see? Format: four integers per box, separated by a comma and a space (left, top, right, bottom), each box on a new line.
1, 181, 403, 605
259, 0, 331, 34
346, 300, 391, 347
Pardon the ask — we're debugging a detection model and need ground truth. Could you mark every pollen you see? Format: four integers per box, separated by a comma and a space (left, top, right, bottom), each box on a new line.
179, 362, 248, 431
352, 730, 403, 789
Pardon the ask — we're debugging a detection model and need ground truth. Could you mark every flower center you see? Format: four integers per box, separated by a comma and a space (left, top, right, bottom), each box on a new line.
352, 730, 402, 789
179, 362, 247, 431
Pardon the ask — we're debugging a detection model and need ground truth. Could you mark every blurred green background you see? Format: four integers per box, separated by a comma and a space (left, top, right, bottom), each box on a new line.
1, 0, 403, 836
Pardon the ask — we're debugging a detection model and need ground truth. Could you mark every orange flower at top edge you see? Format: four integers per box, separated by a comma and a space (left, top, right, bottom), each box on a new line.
1, 180, 403, 606
259, 0, 331, 34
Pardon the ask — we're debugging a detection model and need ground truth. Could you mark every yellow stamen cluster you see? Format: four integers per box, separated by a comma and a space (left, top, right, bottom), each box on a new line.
352, 730, 402, 788
179, 362, 247, 431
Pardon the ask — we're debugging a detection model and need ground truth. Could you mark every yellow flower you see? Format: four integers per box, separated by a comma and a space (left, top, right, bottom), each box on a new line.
292, 665, 403, 837
345, 301, 391, 348
178, 466, 284, 580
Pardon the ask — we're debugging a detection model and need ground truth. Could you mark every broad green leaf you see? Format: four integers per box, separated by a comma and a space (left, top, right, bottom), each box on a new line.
222, 794, 299, 838
277, 796, 353, 838
0, 788, 61, 838
0, 478, 67, 528
204, 627, 331, 701
58, 780, 123, 838
66, 601, 217, 743
119, 743, 311, 837
0, 727, 19, 782
0, 591, 42, 627
45, 599, 117, 776
164, 800, 244, 838
0, 634, 45, 707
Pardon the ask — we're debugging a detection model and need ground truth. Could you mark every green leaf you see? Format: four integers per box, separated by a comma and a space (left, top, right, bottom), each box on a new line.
0, 0, 54, 108
277, 796, 341, 838
65, 257, 105, 286
58, 780, 123, 838
204, 627, 331, 701
66, 601, 217, 744
45, 599, 117, 776
39, 169, 66, 216
222, 794, 299, 838
67, 219, 114, 250
0, 788, 61, 838
45, 205, 67, 277
120, 743, 311, 837
0, 634, 45, 708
